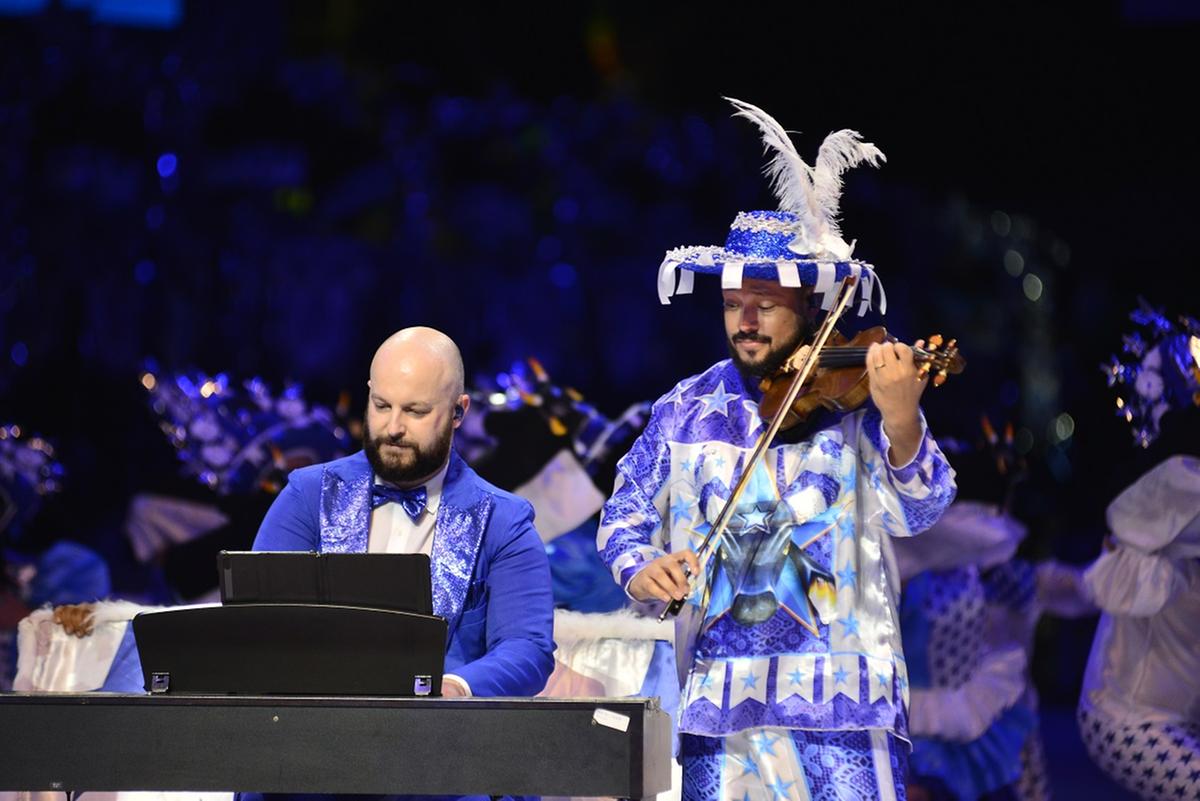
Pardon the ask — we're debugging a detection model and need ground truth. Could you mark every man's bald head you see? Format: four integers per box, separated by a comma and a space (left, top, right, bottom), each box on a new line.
370, 326, 465, 402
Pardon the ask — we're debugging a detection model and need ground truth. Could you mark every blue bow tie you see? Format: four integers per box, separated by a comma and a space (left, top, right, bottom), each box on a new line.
371, 483, 428, 522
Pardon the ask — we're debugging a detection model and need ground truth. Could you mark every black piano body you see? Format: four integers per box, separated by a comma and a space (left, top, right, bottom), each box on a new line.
0, 693, 672, 800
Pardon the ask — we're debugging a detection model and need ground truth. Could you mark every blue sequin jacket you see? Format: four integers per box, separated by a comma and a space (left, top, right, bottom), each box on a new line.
254, 449, 556, 698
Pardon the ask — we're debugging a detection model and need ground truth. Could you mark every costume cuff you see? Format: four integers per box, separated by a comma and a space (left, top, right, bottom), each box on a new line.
880, 414, 930, 478
1083, 547, 1184, 616
442, 673, 472, 697
614, 547, 667, 599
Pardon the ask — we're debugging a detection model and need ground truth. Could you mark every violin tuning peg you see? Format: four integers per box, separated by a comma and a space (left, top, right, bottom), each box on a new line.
933, 372, 947, 387
917, 363, 932, 381
927, 334, 944, 350
946, 338, 957, 350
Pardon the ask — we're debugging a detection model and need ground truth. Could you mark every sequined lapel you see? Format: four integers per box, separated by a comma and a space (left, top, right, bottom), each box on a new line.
319, 453, 372, 553
430, 451, 492, 624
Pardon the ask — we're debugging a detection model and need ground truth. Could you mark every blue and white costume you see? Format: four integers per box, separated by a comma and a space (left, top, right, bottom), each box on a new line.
598, 98, 957, 801
599, 361, 955, 801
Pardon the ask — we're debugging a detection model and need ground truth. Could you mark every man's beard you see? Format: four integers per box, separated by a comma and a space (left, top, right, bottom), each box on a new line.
727, 324, 809, 378
363, 417, 454, 486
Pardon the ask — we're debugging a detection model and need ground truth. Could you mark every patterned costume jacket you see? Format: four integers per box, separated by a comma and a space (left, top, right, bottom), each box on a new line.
598, 359, 956, 739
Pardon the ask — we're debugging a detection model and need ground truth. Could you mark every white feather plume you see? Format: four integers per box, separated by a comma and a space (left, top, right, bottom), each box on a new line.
813, 130, 886, 238
724, 97, 821, 228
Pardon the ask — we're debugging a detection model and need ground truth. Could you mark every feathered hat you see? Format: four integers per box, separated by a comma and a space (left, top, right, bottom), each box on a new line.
0, 423, 64, 541
658, 97, 887, 315
1101, 300, 1200, 448
141, 363, 354, 495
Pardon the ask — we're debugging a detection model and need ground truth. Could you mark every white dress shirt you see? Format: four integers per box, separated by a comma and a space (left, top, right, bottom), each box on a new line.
366, 461, 471, 697
367, 462, 448, 556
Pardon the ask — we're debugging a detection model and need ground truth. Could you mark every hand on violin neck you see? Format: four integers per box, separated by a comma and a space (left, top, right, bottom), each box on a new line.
866, 339, 928, 466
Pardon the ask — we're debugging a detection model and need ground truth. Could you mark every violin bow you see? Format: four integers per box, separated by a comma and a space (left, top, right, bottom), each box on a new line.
659, 275, 860, 621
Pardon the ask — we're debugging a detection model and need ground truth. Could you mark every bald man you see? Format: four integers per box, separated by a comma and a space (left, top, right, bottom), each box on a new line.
253, 327, 555, 698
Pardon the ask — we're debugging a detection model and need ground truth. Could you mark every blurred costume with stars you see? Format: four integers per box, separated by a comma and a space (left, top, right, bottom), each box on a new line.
598, 100, 956, 801
1077, 456, 1200, 801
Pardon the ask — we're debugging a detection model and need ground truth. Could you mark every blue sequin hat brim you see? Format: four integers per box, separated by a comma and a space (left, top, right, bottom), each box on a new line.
657, 210, 885, 315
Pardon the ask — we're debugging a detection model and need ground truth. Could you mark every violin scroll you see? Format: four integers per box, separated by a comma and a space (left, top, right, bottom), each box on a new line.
914, 333, 965, 387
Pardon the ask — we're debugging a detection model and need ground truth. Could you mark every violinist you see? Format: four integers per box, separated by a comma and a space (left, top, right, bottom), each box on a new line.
597, 99, 958, 801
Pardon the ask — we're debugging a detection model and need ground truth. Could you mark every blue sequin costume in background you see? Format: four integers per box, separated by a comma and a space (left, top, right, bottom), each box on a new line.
598, 359, 956, 800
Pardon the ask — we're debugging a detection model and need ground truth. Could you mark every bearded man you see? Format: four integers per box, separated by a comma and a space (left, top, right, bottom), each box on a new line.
254, 326, 555, 698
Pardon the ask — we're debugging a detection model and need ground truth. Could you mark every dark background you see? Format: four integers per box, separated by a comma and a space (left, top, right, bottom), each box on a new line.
1, 0, 1197, 755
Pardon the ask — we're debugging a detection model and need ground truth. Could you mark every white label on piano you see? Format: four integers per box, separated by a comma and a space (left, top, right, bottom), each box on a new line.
592, 708, 631, 732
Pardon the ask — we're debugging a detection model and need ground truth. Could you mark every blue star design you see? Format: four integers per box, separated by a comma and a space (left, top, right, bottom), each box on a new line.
767, 776, 795, 800
741, 672, 759, 690
738, 506, 770, 531
697, 673, 714, 691
839, 612, 861, 638
680, 459, 693, 474
754, 732, 780, 757
714, 455, 727, 468
876, 672, 890, 688
787, 668, 805, 686
836, 565, 857, 588
833, 666, 850, 685
838, 525, 856, 542
696, 380, 738, 420
670, 496, 693, 525
731, 755, 760, 779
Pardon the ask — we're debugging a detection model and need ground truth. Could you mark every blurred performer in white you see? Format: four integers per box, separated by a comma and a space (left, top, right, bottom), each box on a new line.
1078, 304, 1200, 800
1077, 455, 1200, 801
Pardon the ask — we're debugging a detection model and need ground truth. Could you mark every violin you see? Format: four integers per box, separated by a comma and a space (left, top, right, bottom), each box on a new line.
758, 327, 966, 431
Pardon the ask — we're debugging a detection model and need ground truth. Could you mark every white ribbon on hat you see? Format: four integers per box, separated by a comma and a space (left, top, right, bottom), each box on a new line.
816, 262, 837, 310
777, 260, 801, 287
721, 261, 744, 289
860, 263, 887, 315
858, 267, 874, 316
657, 259, 681, 304
676, 268, 695, 295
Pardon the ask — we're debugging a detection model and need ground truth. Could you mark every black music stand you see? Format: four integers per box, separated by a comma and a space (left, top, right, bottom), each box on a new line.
133, 551, 446, 697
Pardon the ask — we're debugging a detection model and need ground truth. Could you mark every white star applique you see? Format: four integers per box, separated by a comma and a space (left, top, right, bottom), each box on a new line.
696, 380, 738, 420
743, 399, 764, 438
663, 383, 685, 410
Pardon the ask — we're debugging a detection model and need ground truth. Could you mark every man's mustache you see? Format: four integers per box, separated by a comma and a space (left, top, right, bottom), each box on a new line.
373, 437, 417, 449
731, 332, 771, 344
